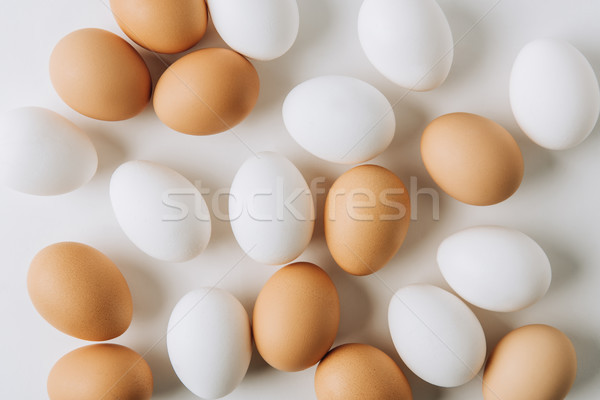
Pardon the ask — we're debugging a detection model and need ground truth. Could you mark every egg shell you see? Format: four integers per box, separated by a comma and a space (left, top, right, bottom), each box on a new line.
110, 160, 211, 262
167, 288, 252, 399
388, 284, 486, 387
438, 226, 551, 312
47, 344, 153, 400
206, 0, 299, 60
229, 152, 314, 265
510, 38, 600, 150
153, 48, 259, 135
253, 262, 340, 372
27, 242, 132, 341
421, 112, 524, 206
282, 75, 395, 164
0, 107, 97, 195
358, 0, 453, 91
483, 324, 577, 400
324, 164, 410, 276
315, 343, 413, 400
110, 0, 208, 54
49, 28, 151, 121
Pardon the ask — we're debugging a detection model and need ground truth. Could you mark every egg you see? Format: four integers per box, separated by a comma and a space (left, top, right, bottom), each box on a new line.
0, 107, 97, 195
483, 324, 577, 400
110, 160, 211, 262
49, 28, 151, 121
229, 152, 314, 265
438, 226, 551, 312
167, 288, 251, 399
253, 262, 340, 372
47, 344, 153, 400
324, 165, 410, 276
282, 75, 395, 164
358, 0, 453, 91
206, 0, 299, 60
388, 284, 486, 387
315, 343, 413, 400
110, 0, 208, 54
421, 112, 524, 206
153, 48, 260, 135
510, 39, 600, 150
27, 242, 132, 341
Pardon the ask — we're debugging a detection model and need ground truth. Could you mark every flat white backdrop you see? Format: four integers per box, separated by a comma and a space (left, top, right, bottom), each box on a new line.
1, 0, 599, 399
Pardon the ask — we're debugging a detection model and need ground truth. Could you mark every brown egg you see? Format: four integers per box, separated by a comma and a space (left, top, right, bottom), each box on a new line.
315, 343, 413, 400
483, 324, 577, 400
421, 112, 524, 206
48, 344, 153, 400
49, 28, 151, 121
324, 165, 410, 276
27, 242, 132, 341
153, 48, 260, 135
253, 262, 340, 372
110, 0, 208, 54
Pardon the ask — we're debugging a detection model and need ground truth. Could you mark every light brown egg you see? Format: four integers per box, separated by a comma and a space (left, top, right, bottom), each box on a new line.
324, 165, 410, 276
27, 242, 132, 341
315, 343, 413, 400
47, 344, 153, 400
110, 0, 208, 54
252, 262, 340, 372
421, 112, 524, 206
483, 324, 577, 400
153, 47, 260, 135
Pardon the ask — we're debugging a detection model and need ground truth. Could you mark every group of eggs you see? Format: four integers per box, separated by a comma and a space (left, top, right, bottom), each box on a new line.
2, 0, 599, 399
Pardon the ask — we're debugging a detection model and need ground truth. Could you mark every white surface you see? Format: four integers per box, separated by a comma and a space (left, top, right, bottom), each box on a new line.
1, 0, 599, 399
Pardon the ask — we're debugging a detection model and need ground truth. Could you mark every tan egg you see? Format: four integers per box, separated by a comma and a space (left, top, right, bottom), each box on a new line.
421, 112, 524, 206
153, 48, 260, 135
48, 344, 153, 400
110, 0, 208, 54
324, 165, 410, 276
483, 324, 577, 400
253, 262, 340, 372
49, 28, 151, 121
27, 242, 132, 341
315, 343, 413, 400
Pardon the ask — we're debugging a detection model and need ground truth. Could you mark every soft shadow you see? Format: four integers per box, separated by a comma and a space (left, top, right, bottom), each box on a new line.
144, 341, 182, 396
470, 308, 513, 356
568, 331, 600, 392
291, 0, 333, 57
516, 136, 555, 184
534, 237, 580, 295
244, 342, 273, 380
79, 124, 127, 177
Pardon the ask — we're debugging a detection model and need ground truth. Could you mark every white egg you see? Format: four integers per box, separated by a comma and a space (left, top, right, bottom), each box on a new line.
510, 39, 600, 150
229, 152, 314, 265
206, 0, 299, 61
167, 288, 252, 399
0, 107, 97, 195
282, 75, 395, 164
388, 284, 486, 387
358, 0, 453, 91
110, 160, 211, 262
437, 225, 551, 312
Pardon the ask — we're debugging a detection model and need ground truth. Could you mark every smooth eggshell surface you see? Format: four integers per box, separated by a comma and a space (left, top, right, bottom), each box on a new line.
207, 0, 299, 61
483, 324, 577, 400
27, 242, 132, 341
510, 38, 600, 150
325, 165, 410, 276
421, 112, 524, 206
153, 48, 260, 135
110, 160, 211, 262
315, 343, 413, 400
282, 75, 395, 164
438, 225, 551, 312
253, 262, 340, 372
0, 107, 97, 195
47, 344, 153, 400
388, 284, 486, 387
49, 28, 151, 121
167, 288, 252, 399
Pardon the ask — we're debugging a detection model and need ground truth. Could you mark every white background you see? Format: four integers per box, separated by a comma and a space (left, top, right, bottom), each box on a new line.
1, 0, 599, 399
